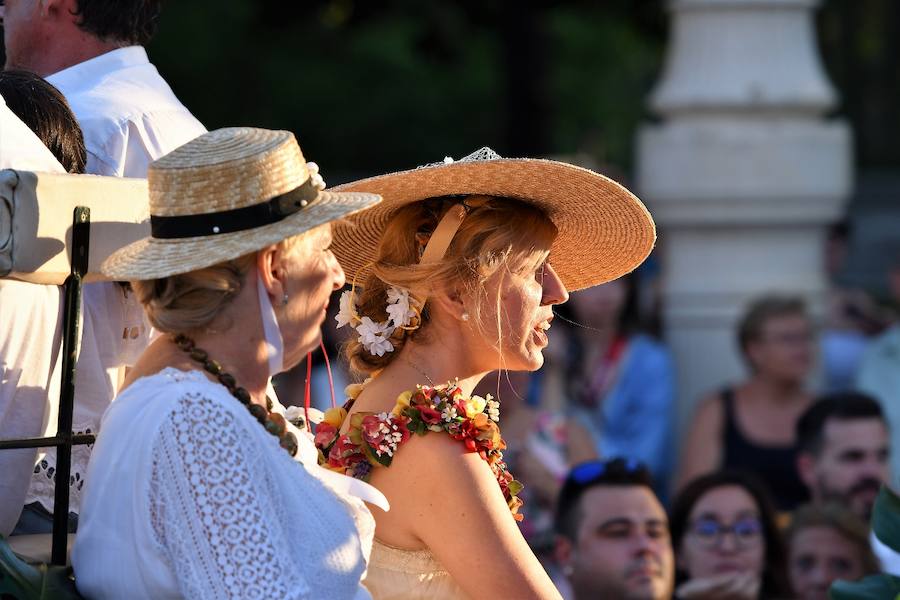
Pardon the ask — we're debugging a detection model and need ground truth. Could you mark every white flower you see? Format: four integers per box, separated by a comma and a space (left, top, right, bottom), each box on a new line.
307, 161, 326, 190
443, 156, 454, 164
356, 317, 395, 356
385, 286, 417, 328
335, 290, 357, 328
486, 395, 500, 422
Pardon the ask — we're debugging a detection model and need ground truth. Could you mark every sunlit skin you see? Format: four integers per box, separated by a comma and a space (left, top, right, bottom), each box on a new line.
798, 418, 890, 521
557, 486, 674, 600
789, 526, 869, 600
679, 486, 765, 581
342, 254, 569, 599
122, 225, 343, 407
1, 0, 122, 76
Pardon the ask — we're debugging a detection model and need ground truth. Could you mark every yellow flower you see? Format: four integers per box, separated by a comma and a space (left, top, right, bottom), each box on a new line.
345, 382, 365, 399
323, 407, 348, 428
392, 390, 413, 416
472, 413, 489, 429
465, 394, 487, 419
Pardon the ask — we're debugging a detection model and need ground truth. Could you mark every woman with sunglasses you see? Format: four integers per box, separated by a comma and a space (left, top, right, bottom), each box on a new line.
669, 471, 791, 600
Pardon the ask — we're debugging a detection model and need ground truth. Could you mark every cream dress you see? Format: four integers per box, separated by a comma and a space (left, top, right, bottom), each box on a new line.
364, 539, 468, 599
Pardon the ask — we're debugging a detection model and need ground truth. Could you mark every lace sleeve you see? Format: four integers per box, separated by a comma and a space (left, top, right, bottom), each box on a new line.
149, 392, 311, 600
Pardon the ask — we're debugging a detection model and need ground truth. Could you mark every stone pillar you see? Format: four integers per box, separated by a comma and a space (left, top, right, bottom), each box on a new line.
636, 0, 852, 436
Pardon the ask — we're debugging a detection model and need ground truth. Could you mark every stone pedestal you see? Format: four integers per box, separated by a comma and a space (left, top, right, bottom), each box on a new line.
636, 0, 852, 436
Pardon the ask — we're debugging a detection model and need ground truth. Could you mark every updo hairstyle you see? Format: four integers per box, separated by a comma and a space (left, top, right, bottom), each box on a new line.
345, 196, 557, 374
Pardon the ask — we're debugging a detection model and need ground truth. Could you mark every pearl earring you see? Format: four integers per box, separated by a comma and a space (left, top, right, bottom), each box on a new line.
461, 312, 470, 322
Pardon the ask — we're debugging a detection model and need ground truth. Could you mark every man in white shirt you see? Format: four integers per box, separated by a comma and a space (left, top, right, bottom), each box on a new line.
2, 0, 206, 533
0, 96, 67, 536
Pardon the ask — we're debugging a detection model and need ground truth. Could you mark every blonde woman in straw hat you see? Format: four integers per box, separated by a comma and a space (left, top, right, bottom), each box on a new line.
314, 148, 657, 599
71, 127, 389, 599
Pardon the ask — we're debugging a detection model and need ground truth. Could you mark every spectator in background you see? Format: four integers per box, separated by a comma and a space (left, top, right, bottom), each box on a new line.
1, 0, 206, 534
857, 254, 900, 484
0, 93, 68, 536
678, 295, 814, 511
786, 503, 879, 600
821, 220, 887, 392
795, 392, 889, 522
0, 70, 86, 173
552, 273, 676, 493
555, 458, 674, 600
670, 471, 791, 600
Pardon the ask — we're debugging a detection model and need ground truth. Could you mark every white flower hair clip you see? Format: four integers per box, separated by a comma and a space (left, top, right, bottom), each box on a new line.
335, 285, 420, 356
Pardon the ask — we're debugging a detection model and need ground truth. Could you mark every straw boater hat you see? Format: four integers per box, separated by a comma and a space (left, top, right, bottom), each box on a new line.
102, 127, 381, 281
331, 148, 656, 292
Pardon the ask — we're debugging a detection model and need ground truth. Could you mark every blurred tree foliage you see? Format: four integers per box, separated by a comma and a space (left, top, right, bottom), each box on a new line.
148, 0, 665, 181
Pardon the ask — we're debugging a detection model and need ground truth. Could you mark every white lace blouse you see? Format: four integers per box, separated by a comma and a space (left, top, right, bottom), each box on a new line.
72, 368, 383, 599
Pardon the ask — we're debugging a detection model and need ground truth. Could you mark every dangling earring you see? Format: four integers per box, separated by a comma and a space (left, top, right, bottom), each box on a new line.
461, 312, 470, 322
282, 293, 289, 306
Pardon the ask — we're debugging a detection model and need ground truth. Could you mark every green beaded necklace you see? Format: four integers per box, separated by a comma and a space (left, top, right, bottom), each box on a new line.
173, 334, 299, 457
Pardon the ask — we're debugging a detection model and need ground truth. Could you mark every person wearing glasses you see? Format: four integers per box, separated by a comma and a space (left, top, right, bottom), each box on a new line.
554, 458, 675, 600
669, 471, 791, 600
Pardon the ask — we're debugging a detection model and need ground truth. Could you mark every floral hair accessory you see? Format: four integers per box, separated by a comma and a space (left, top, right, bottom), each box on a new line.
335, 284, 420, 356
306, 161, 326, 191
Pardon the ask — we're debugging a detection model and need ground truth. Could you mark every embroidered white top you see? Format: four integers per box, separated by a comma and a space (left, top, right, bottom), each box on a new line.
46, 46, 206, 177
73, 368, 386, 600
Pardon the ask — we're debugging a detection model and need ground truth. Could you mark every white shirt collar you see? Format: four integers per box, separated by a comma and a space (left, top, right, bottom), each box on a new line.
46, 46, 150, 91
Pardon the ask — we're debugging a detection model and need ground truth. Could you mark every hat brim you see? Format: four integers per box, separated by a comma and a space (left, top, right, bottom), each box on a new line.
101, 190, 381, 281
331, 159, 656, 292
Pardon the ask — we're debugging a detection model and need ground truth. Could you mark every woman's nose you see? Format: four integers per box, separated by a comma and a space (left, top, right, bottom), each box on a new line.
542, 263, 569, 306
329, 252, 346, 290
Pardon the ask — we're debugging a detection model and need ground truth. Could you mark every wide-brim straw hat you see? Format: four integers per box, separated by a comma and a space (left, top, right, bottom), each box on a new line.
102, 127, 381, 281
331, 148, 655, 292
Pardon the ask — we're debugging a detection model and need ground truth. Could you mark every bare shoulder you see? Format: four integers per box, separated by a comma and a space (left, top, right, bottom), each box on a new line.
690, 391, 724, 432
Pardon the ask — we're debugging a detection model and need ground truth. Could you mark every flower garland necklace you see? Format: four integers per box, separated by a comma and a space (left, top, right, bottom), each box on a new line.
173, 334, 299, 456
314, 380, 523, 520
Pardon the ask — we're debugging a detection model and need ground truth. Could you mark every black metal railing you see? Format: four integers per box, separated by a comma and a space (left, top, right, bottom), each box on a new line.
0, 207, 94, 565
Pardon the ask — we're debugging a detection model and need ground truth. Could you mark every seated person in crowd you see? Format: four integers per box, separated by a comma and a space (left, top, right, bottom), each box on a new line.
556, 274, 676, 492
0, 70, 85, 173
670, 471, 792, 600
554, 458, 674, 600
679, 295, 815, 511
795, 391, 889, 522
786, 503, 880, 600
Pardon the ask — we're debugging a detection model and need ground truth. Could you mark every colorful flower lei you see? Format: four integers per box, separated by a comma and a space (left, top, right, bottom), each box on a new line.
314, 382, 525, 520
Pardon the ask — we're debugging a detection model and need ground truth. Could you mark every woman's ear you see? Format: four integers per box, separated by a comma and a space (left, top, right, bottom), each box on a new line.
256, 245, 284, 300
430, 285, 468, 324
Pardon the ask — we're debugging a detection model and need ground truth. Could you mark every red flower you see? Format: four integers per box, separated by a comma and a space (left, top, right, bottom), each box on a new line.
314, 422, 338, 450
360, 414, 390, 447
417, 404, 442, 425
328, 434, 364, 468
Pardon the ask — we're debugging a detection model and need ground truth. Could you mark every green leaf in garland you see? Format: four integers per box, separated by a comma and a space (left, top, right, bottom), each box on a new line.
508, 479, 525, 497
363, 440, 394, 467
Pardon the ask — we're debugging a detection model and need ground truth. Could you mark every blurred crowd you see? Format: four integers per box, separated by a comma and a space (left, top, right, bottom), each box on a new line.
3, 0, 900, 598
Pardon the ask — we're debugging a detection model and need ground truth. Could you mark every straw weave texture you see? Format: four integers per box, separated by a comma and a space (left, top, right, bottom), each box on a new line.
102, 127, 381, 280
331, 158, 656, 292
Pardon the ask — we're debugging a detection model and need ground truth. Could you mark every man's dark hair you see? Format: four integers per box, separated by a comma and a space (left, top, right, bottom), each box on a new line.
72, 0, 163, 47
796, 392, 886, 456
0, 71, 86, 174
555, 457, 655, 541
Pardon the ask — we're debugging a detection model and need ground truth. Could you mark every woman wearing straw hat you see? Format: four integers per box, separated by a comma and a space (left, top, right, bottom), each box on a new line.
71, 127, 388, 599
315, 148, 656, 599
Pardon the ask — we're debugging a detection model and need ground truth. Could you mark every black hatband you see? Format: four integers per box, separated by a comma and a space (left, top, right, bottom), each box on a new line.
150, 177, 319, 239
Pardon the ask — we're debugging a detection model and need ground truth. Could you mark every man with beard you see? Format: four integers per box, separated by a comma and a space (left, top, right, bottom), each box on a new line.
795, 393, 900, 573
555, 458, 674, 600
